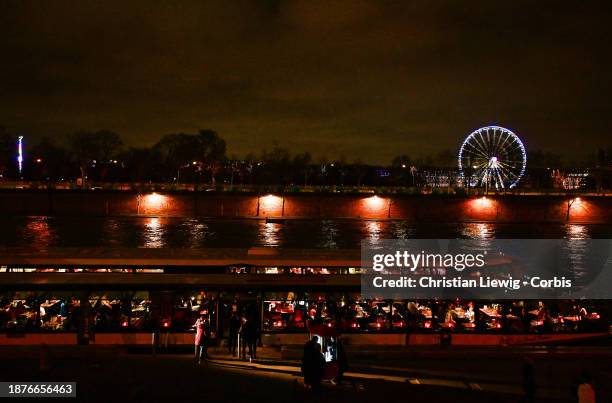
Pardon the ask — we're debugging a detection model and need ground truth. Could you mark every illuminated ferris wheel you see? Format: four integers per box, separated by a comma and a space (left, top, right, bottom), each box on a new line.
458, 126, 527, 190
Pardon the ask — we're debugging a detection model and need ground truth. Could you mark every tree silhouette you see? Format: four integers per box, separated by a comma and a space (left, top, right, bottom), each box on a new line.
154, 130, 226, 183
197, 129, 226, 185
66, 130, 123, 186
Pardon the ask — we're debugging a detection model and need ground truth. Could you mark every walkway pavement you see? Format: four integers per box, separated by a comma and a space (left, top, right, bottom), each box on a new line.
206, 353, 571, 401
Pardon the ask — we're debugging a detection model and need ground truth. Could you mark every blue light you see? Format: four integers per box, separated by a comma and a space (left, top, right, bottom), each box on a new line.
17, 135, 23, 174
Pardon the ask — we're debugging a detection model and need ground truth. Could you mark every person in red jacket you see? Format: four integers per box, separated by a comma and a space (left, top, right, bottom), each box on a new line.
194, 315, 209, 365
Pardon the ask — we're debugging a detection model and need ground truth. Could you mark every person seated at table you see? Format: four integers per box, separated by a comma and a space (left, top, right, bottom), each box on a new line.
465, 303, 475, 322
293, 309, 305, 327
444, 304, 456, 325
391, 311, 403, 322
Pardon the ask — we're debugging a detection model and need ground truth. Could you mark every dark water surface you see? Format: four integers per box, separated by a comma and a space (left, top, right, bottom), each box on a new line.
0, 216, 610, 249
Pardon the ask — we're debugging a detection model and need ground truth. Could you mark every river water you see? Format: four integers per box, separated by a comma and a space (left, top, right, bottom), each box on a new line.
0, 216, 610, 249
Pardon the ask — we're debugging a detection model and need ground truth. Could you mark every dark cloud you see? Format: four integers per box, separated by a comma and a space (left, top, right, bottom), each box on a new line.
1, 1, 610, 163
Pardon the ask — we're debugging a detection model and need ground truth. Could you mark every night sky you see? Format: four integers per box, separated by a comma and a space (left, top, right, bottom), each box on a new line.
1, 1, 611, 164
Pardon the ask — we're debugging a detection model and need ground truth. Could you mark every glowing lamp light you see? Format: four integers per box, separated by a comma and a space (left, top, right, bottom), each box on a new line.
121, 321, 129, 327
350, 322, 359, 329
424, 321, 432, 329
260, 194, 282, 209
162, 321, 170, 328
476, 196, 493, 208
143, 193, 167, 209
364, 195, 385, 209
566, 197, 586, 221
326, 322, 333, 328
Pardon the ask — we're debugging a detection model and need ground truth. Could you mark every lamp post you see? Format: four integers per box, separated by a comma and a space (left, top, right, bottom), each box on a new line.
281, 195, 285, 217
566, 197, 581, 221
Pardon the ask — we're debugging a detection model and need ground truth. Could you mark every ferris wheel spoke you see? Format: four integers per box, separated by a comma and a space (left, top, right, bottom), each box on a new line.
465, 134, 485, 155
497, 159, 518, 169
462, 145, 489, 161
500, 168, 520, 186
462, 141, 490, 160
491, 129, 501, 155
491, 169, 504, 189
506, 172, 519, 187
498, 167, 516, 183
473, 160, 491, 170
473, 169, 490, 182
473, 130, 489, 150
497, 163, 518, 178
498, 160, 524, 175
500, 170, 518, 183
471, 135, 491, 159
507, 141, 524, 153
492, 128, 503, 149
493, 131, 512, 156
496, 170, 506, 189
477, 131, 491, 155
498, 146, 522, 161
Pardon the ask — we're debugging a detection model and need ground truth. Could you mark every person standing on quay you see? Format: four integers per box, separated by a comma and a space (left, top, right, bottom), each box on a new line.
194, 314, 209, 365
228, 313, 240, 357
244, 315, 259, 361
239, 315, 248, 360
302, 336, 324, 390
